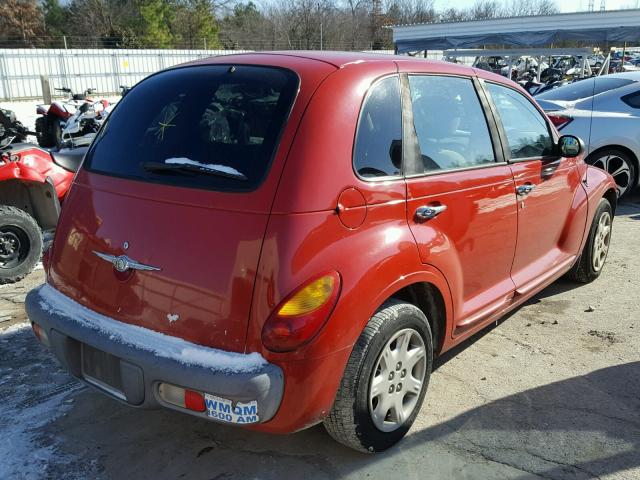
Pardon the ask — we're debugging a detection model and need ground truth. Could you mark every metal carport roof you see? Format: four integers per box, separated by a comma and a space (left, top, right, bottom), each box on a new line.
393, 9, 640, 53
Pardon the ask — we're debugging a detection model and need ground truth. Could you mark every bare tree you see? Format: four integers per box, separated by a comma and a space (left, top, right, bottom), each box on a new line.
0, 0, 44, 43
505, 0, 558, 16
344, 0, 369, 49
469, 0, 504, 19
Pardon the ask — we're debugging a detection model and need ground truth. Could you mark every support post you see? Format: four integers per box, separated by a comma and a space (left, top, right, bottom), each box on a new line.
580, 56, 588, 78
537, 57, 543, 82
41, 75, 51, 104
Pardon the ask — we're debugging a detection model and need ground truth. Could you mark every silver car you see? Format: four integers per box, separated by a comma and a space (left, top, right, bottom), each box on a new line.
536, 72, 640, 197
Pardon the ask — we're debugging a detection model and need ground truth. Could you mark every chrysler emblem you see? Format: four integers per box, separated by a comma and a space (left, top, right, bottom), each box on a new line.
93, 251, 161, 273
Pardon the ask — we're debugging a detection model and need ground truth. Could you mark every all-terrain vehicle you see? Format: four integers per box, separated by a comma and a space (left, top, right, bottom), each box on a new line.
35, 87, 108, 148
0, 107, 30, 146
0, 143, 85, 283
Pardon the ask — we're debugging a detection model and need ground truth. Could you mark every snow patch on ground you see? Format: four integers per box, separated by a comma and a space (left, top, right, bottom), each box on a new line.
165, 157, 246, 178
0, 323, 83, 479
0, 321, 30, 336
35, 284, 267, 373
0, 385, 80, 479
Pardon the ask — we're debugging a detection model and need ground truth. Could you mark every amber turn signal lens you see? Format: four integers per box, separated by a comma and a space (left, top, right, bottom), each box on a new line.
262, 271, 341, 352
277, 275, 336, 317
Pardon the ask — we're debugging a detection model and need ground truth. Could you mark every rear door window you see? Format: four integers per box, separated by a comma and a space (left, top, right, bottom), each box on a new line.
408, 75, 496, 174
353, 76, 403, 179
85, 65, 299, 191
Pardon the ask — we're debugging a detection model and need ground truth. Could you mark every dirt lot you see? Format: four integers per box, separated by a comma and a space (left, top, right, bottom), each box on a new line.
1, 197, 639, 480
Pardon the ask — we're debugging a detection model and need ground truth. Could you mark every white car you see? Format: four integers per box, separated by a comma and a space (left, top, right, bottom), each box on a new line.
587, 55, 605, 69
536, 72, 640, 197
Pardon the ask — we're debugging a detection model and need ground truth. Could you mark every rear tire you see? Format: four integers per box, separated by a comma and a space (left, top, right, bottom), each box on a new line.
324, 300, 433, 452
35, 117, 55, 148
567, 198, 612, 284
0, 206, 43, 284
36, 116, 62, 148
51, 118, 62, 149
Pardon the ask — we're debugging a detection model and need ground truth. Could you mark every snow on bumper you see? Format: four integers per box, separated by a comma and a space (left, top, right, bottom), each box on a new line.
25, 284, 284, 423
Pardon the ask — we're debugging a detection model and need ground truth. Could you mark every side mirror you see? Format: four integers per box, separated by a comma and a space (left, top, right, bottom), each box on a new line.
558, 135, 583, 157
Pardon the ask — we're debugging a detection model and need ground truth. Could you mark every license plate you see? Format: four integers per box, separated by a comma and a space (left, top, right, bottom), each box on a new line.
81, 343, 125, 399
204, 394, 259, 424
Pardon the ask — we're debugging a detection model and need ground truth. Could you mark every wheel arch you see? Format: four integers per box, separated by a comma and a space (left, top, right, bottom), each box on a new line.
387, 281, 448, 356
0, 179, 60, 230
603, 187, 618, 215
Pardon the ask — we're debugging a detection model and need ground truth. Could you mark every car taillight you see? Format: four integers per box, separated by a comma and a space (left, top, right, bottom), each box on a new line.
547, 113, 573, 130
261, 271, 341, 352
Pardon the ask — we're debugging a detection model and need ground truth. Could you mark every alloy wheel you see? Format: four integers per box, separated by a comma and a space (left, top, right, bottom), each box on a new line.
368, 328, 427, 432
592, 211, 611, 272
591, 154, 632, 198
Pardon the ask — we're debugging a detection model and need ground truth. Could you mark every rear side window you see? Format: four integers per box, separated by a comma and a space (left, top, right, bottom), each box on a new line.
486, 83, 554, 159
408, 75, 496, 173
85, 65, 299, 191
622, 90, 640, 108
354, 76, 403, 179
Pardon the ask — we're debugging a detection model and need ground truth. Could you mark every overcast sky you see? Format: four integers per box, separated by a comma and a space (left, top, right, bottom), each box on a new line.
431, 0, 640, 11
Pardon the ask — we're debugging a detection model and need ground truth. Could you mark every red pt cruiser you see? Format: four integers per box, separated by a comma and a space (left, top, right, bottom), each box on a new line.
26, 52, 617, 452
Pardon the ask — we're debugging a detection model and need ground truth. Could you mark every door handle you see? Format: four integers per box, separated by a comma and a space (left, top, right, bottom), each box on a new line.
415, 204, 447, 221
516, 184, 536, 196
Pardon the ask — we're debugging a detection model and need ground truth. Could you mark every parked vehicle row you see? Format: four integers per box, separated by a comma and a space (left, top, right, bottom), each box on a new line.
537, 71, 640, 198
25, 52, 616, 453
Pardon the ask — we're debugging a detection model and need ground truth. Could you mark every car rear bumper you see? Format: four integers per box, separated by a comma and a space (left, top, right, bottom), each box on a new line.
25, 283, 284, 424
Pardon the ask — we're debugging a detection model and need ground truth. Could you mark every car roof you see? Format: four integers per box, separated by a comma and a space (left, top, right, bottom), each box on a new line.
184, 50, 474, 73
604, 71, 640, 81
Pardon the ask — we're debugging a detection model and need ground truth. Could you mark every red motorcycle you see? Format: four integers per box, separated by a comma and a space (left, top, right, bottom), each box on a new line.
0, 142, 85, 283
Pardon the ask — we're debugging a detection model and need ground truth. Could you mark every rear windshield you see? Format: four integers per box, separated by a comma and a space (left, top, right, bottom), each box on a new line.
84, 65, 299, 191
537, 77, 634, 102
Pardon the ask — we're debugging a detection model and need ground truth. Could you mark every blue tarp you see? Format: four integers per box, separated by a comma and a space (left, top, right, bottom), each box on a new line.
395, 26, 640, 52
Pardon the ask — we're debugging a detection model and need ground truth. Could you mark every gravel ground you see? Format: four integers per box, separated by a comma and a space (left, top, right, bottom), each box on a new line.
1, 196, 639, 480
